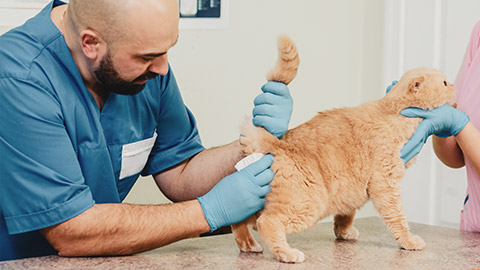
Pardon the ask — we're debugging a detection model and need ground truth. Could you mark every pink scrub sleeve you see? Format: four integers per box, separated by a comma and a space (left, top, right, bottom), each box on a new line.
455, 21, 480, 232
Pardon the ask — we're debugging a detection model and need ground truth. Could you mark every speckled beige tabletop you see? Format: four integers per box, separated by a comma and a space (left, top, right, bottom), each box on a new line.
1, 217, 479, 270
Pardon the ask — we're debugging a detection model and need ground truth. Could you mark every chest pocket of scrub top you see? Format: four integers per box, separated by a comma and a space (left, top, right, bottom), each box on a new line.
119, 132, 157, 180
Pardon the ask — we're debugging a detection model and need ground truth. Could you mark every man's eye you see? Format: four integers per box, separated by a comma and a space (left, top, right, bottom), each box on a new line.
443, 81, 447, 86
139, 56, 154, 62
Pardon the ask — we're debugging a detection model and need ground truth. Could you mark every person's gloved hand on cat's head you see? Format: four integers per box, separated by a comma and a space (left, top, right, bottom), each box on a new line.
385, 80, 470, 163
252, 81, 293, 139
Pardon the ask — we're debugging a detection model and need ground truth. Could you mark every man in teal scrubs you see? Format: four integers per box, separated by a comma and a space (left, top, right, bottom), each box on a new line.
0, 0, 293, 261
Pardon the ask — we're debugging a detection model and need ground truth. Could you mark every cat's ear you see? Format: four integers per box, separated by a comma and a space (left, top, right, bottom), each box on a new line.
408, 76, 425, 92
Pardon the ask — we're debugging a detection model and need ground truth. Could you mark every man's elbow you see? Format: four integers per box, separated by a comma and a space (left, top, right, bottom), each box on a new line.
39, 224, 83, 256
38, 213, 113, 257
41, 226, 135, 257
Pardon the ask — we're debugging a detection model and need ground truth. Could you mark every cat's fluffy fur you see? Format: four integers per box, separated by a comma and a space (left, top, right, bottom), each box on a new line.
232, 35, 456, 263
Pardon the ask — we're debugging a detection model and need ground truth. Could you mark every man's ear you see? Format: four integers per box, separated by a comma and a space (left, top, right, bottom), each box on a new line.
408, 76, 426, 92
80, 29, 104, 60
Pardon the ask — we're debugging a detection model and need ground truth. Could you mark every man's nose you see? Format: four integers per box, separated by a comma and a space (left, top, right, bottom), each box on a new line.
148, 54, 169, 75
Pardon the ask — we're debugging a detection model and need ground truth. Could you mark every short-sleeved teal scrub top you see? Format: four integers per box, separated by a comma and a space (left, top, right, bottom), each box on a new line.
0, 0, 205, 261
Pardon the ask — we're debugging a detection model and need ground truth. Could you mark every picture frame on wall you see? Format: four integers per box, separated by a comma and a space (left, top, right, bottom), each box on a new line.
178, 0, 229, 29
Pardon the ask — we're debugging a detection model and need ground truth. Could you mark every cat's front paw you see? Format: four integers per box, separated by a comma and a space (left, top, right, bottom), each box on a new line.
335, 226, 359, 240
398, 234, 425, 250
275, 248, 305, 263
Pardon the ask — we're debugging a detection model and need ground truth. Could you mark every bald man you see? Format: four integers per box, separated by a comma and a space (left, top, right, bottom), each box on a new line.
0, 0, 293, 261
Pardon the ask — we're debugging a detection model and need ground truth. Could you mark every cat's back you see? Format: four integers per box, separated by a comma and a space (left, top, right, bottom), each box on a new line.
283, 101, 383, 144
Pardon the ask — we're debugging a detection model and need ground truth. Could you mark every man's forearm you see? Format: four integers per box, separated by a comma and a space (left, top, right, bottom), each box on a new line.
40, 201, 210, 257
154, 140, 244, 202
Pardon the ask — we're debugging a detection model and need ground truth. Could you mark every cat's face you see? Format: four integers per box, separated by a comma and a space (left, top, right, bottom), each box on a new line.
388, 68, 456, 110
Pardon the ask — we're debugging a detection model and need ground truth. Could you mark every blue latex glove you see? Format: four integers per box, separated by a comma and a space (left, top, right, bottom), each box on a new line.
197, 155, 274, 232
400, 105, 470, 163
386, 80, 398, 94
252, 81, 293, 138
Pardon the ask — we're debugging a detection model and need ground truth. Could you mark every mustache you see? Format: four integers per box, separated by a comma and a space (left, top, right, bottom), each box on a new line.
133, 72, 158, 83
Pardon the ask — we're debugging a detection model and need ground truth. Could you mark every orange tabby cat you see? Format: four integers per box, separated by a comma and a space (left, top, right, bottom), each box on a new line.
232, 35, 456, 263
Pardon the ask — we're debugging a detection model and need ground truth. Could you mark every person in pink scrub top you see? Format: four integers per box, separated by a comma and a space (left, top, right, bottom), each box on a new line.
400, 21, 480, 231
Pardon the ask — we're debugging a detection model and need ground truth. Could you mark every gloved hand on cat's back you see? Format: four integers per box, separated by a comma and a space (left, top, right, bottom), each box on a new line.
253, 81, 293, 139
197, 154, 275, 232
385, 81, 470, 163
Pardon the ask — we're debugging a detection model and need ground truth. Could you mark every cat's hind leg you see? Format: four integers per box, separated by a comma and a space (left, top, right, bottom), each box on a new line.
232, 215, 263, 253
334, 212, 359, 240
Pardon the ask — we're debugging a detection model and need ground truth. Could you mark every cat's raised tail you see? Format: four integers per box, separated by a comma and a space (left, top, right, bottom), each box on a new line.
266, 35, 299, 85
240, 36, 299, 156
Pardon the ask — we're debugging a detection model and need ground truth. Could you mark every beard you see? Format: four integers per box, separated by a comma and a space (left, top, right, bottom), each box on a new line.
94, 51, 158, 95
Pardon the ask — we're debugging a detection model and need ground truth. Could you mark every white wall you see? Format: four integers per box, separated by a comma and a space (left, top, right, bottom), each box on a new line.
170, 0, 385, 147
